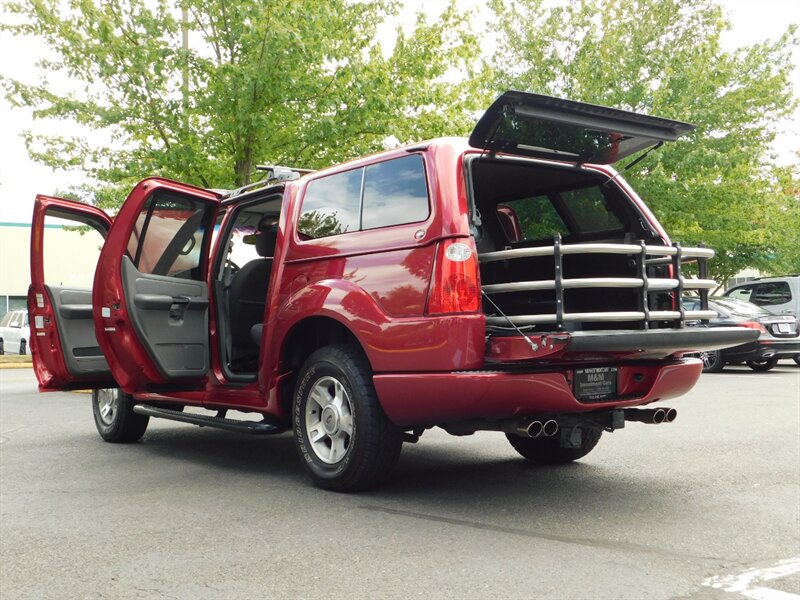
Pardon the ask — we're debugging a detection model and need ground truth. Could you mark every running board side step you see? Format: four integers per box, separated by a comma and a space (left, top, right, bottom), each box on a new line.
133, 405, 285, 435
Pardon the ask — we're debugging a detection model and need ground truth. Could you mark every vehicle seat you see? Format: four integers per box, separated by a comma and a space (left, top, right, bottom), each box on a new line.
228, 223, 278, 353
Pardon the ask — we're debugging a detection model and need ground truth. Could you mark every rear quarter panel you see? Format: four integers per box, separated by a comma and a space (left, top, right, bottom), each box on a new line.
274, 143, 484, 374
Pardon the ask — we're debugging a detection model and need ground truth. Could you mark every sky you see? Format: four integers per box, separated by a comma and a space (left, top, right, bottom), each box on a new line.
0, 0, 798, 224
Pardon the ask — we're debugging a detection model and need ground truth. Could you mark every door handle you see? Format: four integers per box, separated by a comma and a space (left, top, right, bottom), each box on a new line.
169, 296, 191, 324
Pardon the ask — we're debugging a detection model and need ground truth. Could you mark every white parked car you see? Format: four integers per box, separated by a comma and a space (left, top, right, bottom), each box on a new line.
0, 309, 30, 355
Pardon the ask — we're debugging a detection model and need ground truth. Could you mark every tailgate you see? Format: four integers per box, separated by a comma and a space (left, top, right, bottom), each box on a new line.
486, 327, 759, 363
564, 327, 758, 359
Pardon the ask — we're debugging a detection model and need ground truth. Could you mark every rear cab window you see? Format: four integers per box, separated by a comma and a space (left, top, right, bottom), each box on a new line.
726, 282, 792, 307
298, 154, 429, 240
752, 282, 792, 306
488, 183, 626, 245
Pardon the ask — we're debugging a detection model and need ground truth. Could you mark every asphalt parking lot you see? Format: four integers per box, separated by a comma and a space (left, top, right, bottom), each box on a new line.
1, 362, 798, 599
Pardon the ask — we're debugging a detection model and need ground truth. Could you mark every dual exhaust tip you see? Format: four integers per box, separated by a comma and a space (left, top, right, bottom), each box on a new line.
516, 407, 677, 438
624, 407, 677, 424
517, 419, 559, 438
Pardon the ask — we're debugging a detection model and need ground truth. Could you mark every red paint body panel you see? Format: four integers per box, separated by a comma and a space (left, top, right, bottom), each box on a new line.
374, 359, 703, 426
271, 278, 485, 373
93, 178, 220, 393
28, 195, 114, 391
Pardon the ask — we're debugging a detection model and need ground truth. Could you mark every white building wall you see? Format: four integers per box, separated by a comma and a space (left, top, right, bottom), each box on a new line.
0, 222, 103, 316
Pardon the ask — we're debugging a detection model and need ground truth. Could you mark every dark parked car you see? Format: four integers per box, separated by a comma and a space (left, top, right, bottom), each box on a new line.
684, 296, 800, 372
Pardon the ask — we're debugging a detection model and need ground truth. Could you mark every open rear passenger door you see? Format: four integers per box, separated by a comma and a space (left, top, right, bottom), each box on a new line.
29, 196, 115, 390
93, 178, 221, 392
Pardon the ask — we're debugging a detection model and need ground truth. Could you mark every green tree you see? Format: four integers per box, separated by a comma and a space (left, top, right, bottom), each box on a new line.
2, 0, 478, 209
488, 0, 799, 282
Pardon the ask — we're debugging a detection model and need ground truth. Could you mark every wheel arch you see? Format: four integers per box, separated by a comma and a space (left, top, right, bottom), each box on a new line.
281, 316, 365, 372
277, 316, 367, 413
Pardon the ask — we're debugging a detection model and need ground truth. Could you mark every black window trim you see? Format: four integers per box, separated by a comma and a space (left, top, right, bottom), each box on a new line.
133, 195, 156, 268
297, 153, 431, 241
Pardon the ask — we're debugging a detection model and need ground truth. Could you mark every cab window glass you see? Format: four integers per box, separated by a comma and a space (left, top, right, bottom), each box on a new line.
43, 213, 106, 289
128, 191, 212, 279
752, 282, 792, 306
504, 195, 569, 241
726, 286, 753, 303
361, 154, 429, 229
682, 298, 700, 311
560, 187, 624, 233
298, 169, 362, 239
0, 312, 12, 327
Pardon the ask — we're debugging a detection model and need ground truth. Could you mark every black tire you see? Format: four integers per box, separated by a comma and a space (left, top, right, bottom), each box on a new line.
293, 345, 403, 492
92, 388, 149, 443
19, 339, 26, 356
506, 427, 602, 465
746, 357, 779, 372
0, 338, 4, 355
793, 355, 800, 367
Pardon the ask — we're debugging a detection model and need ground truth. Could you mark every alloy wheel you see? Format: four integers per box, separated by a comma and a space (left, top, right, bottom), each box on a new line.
304, 376, 354, 465
699, 350, 718, 370
95, 388, 119, 427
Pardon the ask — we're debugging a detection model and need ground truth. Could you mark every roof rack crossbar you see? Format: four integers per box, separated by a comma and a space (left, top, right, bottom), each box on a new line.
217, 165, 315, 200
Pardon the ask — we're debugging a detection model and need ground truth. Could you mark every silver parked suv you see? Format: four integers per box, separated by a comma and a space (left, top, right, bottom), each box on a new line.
723, 276, 800, 366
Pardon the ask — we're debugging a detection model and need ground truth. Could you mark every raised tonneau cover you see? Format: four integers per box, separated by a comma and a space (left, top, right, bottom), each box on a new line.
469, 90, 695, 164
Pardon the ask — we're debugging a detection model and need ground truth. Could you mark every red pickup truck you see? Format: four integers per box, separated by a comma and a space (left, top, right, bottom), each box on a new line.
29, 91, 755, 491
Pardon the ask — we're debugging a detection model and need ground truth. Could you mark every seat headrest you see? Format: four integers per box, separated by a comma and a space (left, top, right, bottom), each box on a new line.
255, 224, 279, 257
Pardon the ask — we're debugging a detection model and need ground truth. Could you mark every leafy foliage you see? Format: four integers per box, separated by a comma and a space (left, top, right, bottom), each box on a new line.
487, 0, 798, 282
2, 0, 478, 209
2, 0, 798, 281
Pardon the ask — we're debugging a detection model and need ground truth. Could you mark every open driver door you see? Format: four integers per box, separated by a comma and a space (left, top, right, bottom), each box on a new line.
29, 196, 116, 390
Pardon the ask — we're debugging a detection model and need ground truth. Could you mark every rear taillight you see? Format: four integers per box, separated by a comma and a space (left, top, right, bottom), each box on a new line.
738, 321, 768, 334
427, 238, 480, 315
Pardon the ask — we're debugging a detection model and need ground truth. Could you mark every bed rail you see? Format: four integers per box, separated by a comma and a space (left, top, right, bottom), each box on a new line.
480, 236, 714, 329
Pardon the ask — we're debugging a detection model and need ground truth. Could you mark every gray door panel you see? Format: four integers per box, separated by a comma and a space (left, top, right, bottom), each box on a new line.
45, 286, 110, 376
121, 256, 209, 378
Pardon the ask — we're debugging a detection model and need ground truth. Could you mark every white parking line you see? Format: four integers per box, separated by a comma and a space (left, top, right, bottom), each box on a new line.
741, 588, 800, 600
703, 557, 800, 600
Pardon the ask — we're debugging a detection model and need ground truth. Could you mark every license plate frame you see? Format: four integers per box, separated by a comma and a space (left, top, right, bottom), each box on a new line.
574, 367, 618, 402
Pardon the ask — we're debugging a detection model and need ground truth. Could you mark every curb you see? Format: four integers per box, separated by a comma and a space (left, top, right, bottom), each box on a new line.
0, 362, 33, 369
